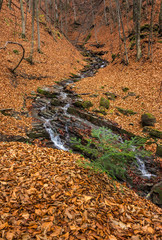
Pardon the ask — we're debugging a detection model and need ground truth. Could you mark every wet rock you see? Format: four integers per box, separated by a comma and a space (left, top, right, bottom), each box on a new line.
146, 181, 162, 206
99, 97, 110, 109
141, 113, 156, 127
37, 87, 58, 98
73, 100, 93, 109
27, 130, 49, 139
116, 107, 137, 116
51, 98, 63, 106
156, 144, 162, 157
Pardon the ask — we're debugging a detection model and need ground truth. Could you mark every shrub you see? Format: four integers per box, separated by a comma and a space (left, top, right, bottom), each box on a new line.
71, 127, 150, 180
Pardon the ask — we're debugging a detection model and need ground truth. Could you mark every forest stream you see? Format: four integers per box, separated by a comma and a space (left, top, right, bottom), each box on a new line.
28, 46, 161, 204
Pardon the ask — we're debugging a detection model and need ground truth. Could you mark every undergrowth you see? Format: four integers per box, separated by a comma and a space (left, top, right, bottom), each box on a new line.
71, 127, 151, 180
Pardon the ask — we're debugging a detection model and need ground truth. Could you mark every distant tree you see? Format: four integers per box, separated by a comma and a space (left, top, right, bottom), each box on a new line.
8, 0, 11, 9
0, 0, 3, 11
133, 0, 142, 61
148, 0, 156, 60
20, 0, 26, 38
159, 0, 162, 36
72, 0, 77, 22
36, 0, 41, 52
29, 0, 36, 63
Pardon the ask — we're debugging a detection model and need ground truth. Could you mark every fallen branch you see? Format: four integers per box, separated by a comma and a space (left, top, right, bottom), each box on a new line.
0, 41, 25, 72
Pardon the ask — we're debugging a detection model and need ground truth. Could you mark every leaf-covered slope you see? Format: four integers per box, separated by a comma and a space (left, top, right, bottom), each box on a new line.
0, 142, 161, 239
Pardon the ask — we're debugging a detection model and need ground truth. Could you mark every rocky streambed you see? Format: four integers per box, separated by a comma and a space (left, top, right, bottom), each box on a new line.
28, 46, 161, 206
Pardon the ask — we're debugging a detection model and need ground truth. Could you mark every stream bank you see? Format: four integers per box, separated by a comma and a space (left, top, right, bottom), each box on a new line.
28, 46, 161, 206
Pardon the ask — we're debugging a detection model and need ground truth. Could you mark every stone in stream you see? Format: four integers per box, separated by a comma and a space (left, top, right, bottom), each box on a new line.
146, 181, 162, 207
141, 113, 156, 127
37, 86, 59, 98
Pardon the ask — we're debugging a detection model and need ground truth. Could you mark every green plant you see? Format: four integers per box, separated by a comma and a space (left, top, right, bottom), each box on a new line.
13, 49, 19, 55
71, 127, 150, 180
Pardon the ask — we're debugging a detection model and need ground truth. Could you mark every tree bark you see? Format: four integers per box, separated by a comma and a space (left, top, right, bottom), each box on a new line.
148, 0, 156, 60
159, 0, 162, 36
20, 0, 26, 38
134, 0, 142, 61
36, 0, 41, 52
0, 0, 3, 11
29, 0, 35, 63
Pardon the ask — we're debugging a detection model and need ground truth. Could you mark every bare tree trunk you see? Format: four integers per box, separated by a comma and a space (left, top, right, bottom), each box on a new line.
0, 0, 3, 11
28, 0, 31, 12
116, 0, 129, 64
134, 0, 142, 61
103, 0, 108, 25
148, 0, 156, 60
72, 0, 77, 22
29, 0, 35, 63
20, 0, 26, 38
36, 0, 41, 52
159, 0, 162, 36
115, 0, 122, 50
45, 0, 49, 22
8, 0, 11, 9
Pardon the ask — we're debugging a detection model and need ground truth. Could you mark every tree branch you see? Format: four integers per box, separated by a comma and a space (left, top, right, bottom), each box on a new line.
0, 41, 25, 72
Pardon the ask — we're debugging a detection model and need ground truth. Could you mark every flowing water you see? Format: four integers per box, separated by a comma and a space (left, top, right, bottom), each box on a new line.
30, 47, 157, 184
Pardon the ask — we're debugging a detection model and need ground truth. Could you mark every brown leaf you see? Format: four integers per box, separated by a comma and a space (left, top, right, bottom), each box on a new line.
50, 226, 62, 237
0, 222, 8, 230
6, 232, 14, 240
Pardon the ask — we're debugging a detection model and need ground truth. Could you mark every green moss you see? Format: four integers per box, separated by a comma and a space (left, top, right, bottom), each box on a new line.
111, 54, 116, 62
116, 107, 137, 116
13, 49, 19, 55
37, 87, 57, 98
74, 100, 93, 109
99, 97, 110, 109
122, 87, 129, 92
143, 127, 162, 139
84, 33, 91, 43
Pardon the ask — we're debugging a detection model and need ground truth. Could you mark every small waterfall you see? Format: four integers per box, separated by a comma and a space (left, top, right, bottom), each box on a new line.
136, 156, 153, 179
44, 119, 68, 151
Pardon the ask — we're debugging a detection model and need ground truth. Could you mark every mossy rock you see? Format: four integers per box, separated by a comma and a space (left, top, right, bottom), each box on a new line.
156, 144, 162, 157
147, 181, 162, 206
116, 107, 137, 116
100, 97, 110, 109
51, 98, 62, 106
122, 87, 129, 92
92, 107, 107, 116
143, 127, 162, 139
104, 92, 117, 100
37, 87, 57, 98
141, 113, 156, 127
74, 100, 93, 109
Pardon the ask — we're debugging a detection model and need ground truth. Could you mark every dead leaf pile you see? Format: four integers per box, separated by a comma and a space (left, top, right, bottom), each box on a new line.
0, 142, 161, 239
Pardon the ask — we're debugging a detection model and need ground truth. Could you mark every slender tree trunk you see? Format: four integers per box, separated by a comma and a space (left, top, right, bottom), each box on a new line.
115, 0, 122, 50
28, 0, 31, 12
116, 0, 129, 64
134, 0, 142, 61
72, 0, 77, 22
36, 0, 41, 52
8, 0, 11, 9
159, 0, 162, 36
0, 0, 3, 11
103, 0, 108, 25
29, 0, 35, 63
45, 0, 49, 22
148, 0, 156, 60
20, 0, 26, 38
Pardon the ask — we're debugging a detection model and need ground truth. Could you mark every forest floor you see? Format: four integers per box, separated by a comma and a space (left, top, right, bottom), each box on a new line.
0, 1, 162, 239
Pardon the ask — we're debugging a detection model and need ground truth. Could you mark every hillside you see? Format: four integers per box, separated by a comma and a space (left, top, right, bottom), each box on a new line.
0, 1, 162, 239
